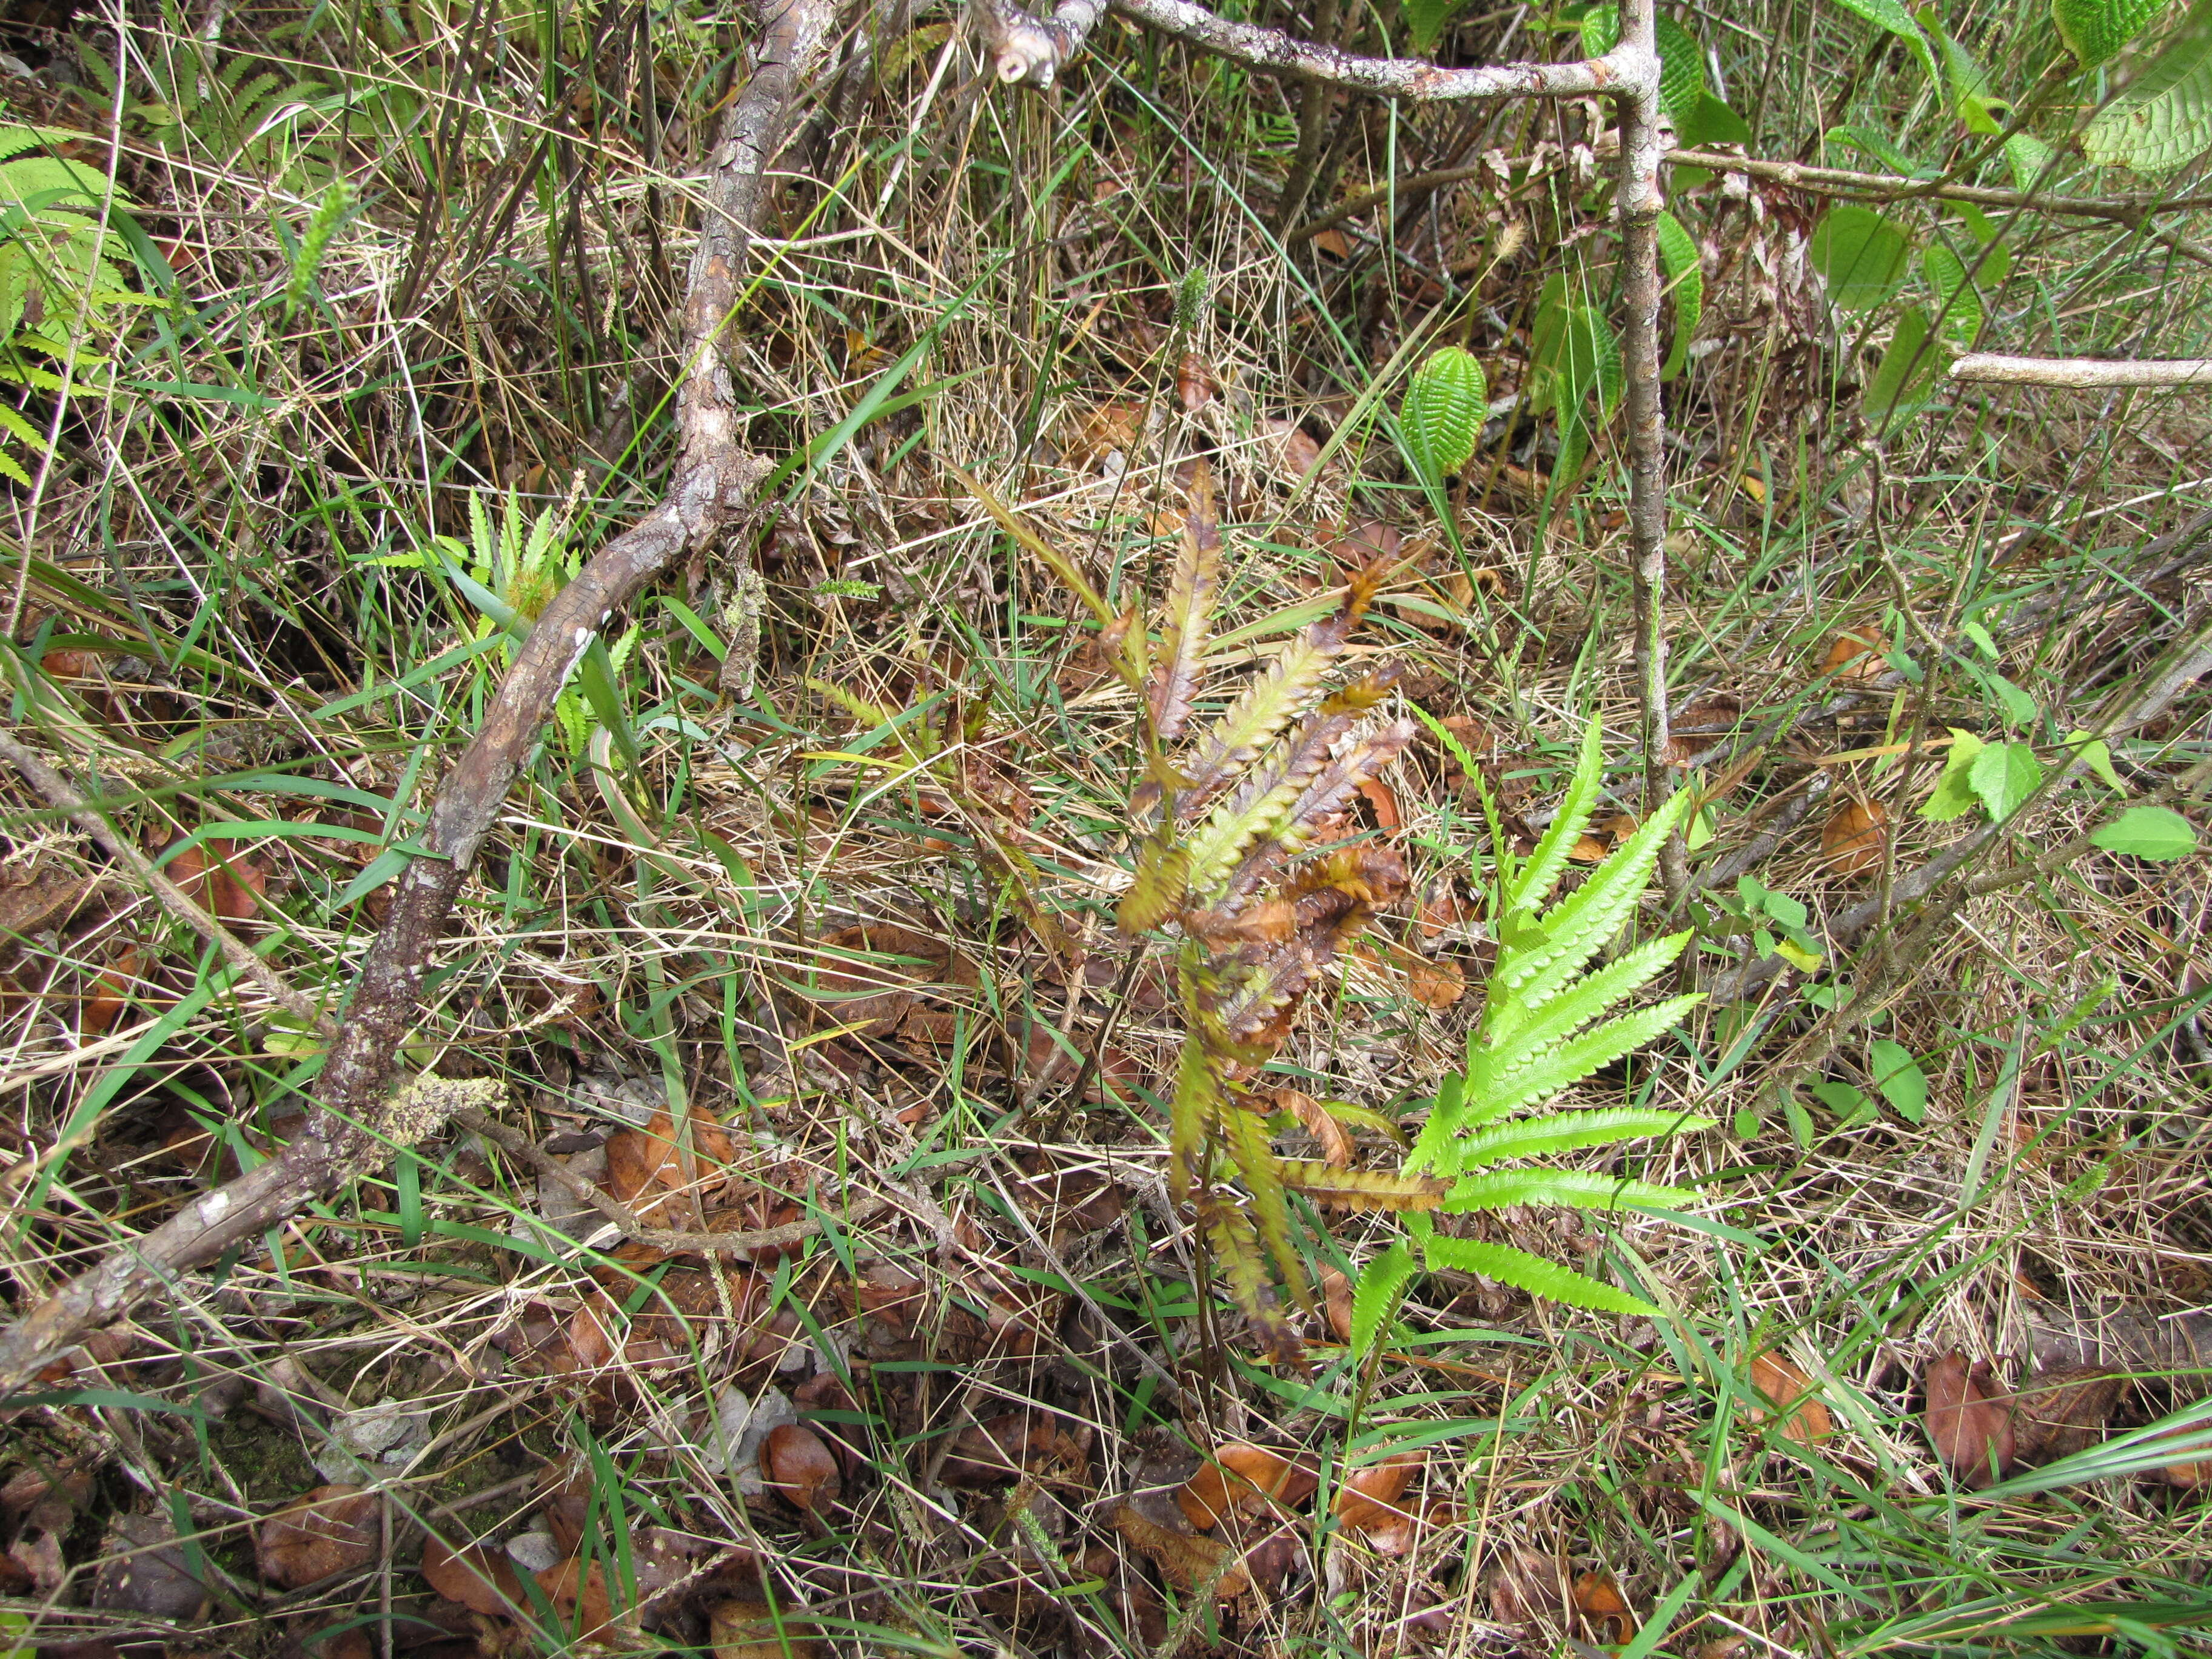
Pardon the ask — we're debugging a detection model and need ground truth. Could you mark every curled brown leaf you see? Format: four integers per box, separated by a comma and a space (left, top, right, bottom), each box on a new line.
1925, 1351, 2016, 1487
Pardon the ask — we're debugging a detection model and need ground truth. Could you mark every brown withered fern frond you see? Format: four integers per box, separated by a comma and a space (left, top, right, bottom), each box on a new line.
1003, 457, 1441, 1366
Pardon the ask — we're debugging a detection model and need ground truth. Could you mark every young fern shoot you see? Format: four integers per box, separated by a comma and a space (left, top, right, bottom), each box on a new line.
1398, 719, 1712, 1318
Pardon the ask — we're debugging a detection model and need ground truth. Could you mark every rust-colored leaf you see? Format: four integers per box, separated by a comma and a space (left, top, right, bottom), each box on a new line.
1573, 1569, 1639, 1644
1113, 1503, 1248, 1598
2153, 1421, 2212, 1488
1321, 1267, 1353, 1344
603, 1108, 734, 1208
1066, 401, 1145, 470
762, 1424, 841, 1512
711, 1599, 823, 1658
1820, 799, 1889, 877
1279, 1089, 1353, 1168
1822, 628, 1887, 682
1261, 417, 1322, 483
256, 1485, 380, 1589
1177, 351, 1219, 413
420, 1534, 523, 1615
1565, 833, 1610, 864
1417, 879, 1473, 943
1334, 1447, 1423, 1537
1748, 1351, 1835, 1446
1355, 776, 1401, 830
0, 868, 92, 938
1176, 1444, 1319, 1529
165, 839, 267, 923
81, 943, 144, 1036
535, 1557, 613, 1641
1925, 1351, 2016, 1487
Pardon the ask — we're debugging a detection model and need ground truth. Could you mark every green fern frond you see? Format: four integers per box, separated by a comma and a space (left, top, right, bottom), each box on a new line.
1168, 1026, 1219, 1204
1202, 1195, 1301, 1364
1349, 1241, 1417, 1353
1216, 720, 1417, 904
1483, 929, 1691, 1053
1468, 994, 1705, 1131
1506, 721, 1606, 918
1444, 1168, 1697, 1213
1423, 1235, 1658, 1318
1444, 1107, 1714, 1168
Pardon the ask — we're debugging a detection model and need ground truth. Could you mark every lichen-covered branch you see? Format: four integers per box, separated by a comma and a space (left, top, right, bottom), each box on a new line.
1950, 354, 2212, 388
979, 0, 1109, 85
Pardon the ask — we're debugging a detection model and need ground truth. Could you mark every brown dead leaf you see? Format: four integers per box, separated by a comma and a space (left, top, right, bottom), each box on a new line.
1417, 879, 1473, 943
1113, 1503, 1248, 1598
1177, 351, 1219, 413
81, 943, 143, 1036
164, 838, 267, 922
1280, 1089, 1353, 1168
92, 1513, 209, 1623
0, 868, 92, 939
1822, 628, 1888, 682
1748, 1351, 1835, 1446
1176, 1444, 1319, 1530
1407, 954, 1466, 1008
1487, 1548, 1569, 1627
1565, 834, 1611, 864
1321, 1267, 1353, 1344
763, 1424, 841, 1512
1261, 417, 1323, 483
603, 1108, 735, 1210
1573, 1570, 1638, 1644
711, 1599, 823, 1658
1334, 1447, 1424, 1540
1820, 799, 1889, 877
536, 1557, 614, 1641
419, 1534, 524, 1615
791, 922, 959, 1037
257, 1484, 380, 1589
1355, 776, 1401, 830
2009, 1365, 2125, 1463
2152, 1421, 2212, 1487
1925, 1351, 2016, 1487
1065, 401, 1145, 470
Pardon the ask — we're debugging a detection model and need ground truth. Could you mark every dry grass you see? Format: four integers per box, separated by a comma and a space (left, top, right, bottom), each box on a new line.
0, 0, 2208, 1654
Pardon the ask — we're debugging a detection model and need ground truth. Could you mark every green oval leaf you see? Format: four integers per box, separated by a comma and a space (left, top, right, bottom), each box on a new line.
2054, 0, 2168, 68
1868, 1037, 1928, 1123
1401, 345, 1487, 483
2084, 0, 2212, 172
2090, 805, 2199, 860
1811, 205, 1912, 310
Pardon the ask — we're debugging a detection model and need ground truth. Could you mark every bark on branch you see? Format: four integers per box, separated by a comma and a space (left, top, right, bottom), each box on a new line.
1949, 354, 2212, 389
0, 0, 837, 1399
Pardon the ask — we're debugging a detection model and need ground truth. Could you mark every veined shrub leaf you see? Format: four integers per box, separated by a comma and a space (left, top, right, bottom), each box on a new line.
2091, 804, 2199, 859
1866, 306, 1940, 435
1825, 0, 1940, 81
1422, 1235, 1658, 1318
1919, 729, 1985, 820
1401, 346, 1487, 484
1349, 1241, 1417, 1355
1657, 212, 1703, 379
1811, 205, 1912, 310
1578, 9, 1706, 123
2085, 0, 2212, 171
2055, 0, 2170, 67
1920, 244, 1983, 349
1968, 740, 2043, 820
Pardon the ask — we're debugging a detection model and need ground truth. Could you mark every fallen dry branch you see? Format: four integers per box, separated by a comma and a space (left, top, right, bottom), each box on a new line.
1950, 354, 2212, 389
0, 0, 838, 1398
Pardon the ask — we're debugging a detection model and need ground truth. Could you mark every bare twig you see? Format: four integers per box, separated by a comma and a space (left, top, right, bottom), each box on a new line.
0, 0, 837, 1399
1950, 354, 2212, 389
1665, 149, 2212, 218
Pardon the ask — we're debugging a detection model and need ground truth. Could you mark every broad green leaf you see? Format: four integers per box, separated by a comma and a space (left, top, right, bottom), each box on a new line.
1826, 124, 1933, 176
1677, 93, 1751, 148
1920, 244, 1982, 349
1657, 212, 1703, 379
1443, 1169, 1699, 1214
1422, 1235, 1658, 1317
2085, 0, 2212, 171
1969, 740, 2043, 820
1349, 1241, 1417, 1355
1401, 346, 1487, 483
1868, 1037, 1928, 1122
2055, 0, 2168, 67
1948, 204, 2013, 285
1826, 0, 1940, 81
1657, 15, 1708, 125
2091, 805, 2199, 860
2066, 729, 2126, 792
2005, 132, 2059, 191
1812, 1079, 1874, 1119
1811, 206, 1912, 311
1866, 307, 1939, 434
1531, 296, 1621, 421
1920, 729, 1985, 821
1404, 0, 1466, 52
